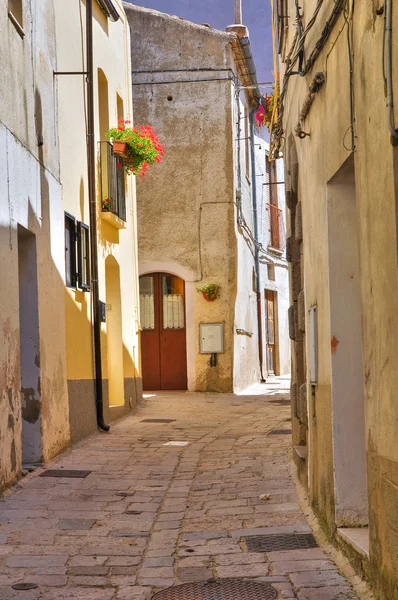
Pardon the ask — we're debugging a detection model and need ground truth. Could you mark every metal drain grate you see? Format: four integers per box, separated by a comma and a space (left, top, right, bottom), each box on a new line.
151, 579, 277, 600
269, 429, 292, 435
244, 533, 318, 553
39, 470, 91, 478
11, 583, 38, 590
141, 419, 176, 423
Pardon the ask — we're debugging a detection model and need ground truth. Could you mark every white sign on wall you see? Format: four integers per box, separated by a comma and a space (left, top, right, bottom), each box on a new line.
199, 323, 224, 354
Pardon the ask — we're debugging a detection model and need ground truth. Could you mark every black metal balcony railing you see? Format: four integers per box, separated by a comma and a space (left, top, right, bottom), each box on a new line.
266, 202, 286, 252
100, 141, 126, 221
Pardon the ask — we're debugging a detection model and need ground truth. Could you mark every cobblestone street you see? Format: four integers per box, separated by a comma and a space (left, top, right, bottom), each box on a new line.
0, 380, 363, 600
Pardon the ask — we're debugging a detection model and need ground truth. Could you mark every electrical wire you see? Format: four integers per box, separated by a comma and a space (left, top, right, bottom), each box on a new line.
271, 0, 346, 158
343, 0, 356, 152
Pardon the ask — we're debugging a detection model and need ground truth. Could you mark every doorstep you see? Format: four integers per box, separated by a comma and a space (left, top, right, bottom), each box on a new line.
337, 527, 370, 558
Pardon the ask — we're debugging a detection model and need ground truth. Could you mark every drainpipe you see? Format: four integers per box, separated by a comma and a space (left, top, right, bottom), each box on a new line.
86, 0, 110, 432
249, 109, 267, 382
385, 0, 398, 138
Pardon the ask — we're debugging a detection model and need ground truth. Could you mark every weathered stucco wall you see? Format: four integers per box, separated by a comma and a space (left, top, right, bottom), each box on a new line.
0, 0, 70, 489
280, 2, 398, 597
125, 4, 237, 392
54, 0, 141, 442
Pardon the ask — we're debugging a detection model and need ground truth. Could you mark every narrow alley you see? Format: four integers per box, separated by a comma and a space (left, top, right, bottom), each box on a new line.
0, 382, 367, 600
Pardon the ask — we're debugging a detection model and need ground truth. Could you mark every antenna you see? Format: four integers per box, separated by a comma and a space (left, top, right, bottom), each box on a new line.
234, 0, 242, 24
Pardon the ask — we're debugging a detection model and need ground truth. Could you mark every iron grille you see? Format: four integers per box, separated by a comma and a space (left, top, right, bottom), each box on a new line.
269, 429, 292, 435
151, 579, 278, 600
39, 470, 91, 478
244, 533, 318, 553
100, 141, 126, 221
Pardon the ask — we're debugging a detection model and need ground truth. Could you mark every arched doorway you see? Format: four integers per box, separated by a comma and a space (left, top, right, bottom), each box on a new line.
139, 273, 187, 390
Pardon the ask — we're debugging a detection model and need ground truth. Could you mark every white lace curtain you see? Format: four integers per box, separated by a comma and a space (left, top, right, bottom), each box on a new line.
163, 294, 184, 329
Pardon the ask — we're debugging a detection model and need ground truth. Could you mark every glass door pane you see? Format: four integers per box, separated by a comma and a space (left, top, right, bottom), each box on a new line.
139, 276, 155, 330
161, 275, 185, 329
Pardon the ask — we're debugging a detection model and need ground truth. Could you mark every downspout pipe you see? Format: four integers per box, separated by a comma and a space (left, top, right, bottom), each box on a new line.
249, 109, 266, 382
385, 0, 398, 138
86, 0, 110, 432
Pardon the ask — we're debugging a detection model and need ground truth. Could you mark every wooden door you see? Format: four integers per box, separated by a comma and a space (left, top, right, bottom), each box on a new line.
265, 290, 279, 375
139, 273, 187, 390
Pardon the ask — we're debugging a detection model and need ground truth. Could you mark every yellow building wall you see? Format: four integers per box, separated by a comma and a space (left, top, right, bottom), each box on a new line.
54, 0, 141, 442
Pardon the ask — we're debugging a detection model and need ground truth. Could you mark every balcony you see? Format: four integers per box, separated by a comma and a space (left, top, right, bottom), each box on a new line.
100, 141, 126, 228
267, 203, 286, 253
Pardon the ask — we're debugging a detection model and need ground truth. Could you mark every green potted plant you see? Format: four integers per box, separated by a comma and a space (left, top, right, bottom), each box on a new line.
197, 283, 221, 301
105, 119, 164, 177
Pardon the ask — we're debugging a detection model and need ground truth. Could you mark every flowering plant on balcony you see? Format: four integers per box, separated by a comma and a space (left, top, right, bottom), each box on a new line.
102, 197, 109, 211
105, 119, 164, 176
255, 92, 278, 130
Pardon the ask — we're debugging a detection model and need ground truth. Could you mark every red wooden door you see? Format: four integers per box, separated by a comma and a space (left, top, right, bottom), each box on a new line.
265, 290, 277, 375
140, 273, 187, 390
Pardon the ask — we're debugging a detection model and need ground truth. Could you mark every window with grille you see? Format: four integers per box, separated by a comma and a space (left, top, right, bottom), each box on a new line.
65, 214, 77, 288
65, 213, 90, 291
77, 222, 90, 291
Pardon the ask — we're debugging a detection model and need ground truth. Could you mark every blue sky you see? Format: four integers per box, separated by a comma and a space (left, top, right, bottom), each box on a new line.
124, 0, 274, 86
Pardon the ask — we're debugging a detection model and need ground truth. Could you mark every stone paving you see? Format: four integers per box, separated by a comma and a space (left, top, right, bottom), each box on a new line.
0, 379, 360, 599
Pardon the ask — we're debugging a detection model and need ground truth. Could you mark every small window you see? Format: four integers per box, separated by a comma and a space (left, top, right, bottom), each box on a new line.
8, 0, 23, 32
77, 222, 90, 291
65, 213, 77, 288
267, 264, 276, 281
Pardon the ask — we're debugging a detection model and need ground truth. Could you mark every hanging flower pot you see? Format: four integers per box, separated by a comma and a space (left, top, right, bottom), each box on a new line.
202, 290, 215, 302
112, 141, 130, 159
197, 283, 221, 302
105, 120, 164, 176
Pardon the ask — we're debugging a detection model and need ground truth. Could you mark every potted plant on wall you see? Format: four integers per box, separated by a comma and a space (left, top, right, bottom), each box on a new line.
197, 283, 221, 302
105, 119, 164, 177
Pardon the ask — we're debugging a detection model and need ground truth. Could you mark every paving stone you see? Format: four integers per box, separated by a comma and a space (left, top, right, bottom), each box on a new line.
297, 587, 357, 599
216, 563, 269, 577
69, 575, 109, 586
142, 557, 174, 567
181, 531, 228, 541
267, 549, 326, 562
272, 559, 336, 575
58, 519, 97, 530
177, 567, 213, 581
215, 553, 266, 565
106, 556, 142, 567
116, 586, 152, 599
6, 556, 68, 568
290, 570, 348, 588
140, 578, 174, 587
68, 566, 109, 576
139, 567, 174, 578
